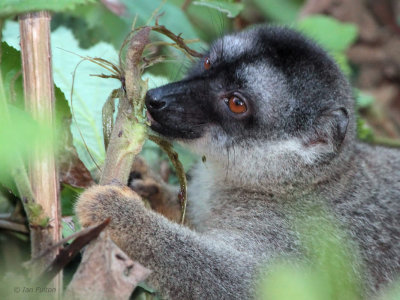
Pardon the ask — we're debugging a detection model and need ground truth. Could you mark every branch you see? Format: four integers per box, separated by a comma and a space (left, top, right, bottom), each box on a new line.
152, 25, 203, 58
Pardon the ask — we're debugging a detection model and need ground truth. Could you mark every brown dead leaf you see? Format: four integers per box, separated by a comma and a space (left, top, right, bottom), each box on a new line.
64, 232, 151, 300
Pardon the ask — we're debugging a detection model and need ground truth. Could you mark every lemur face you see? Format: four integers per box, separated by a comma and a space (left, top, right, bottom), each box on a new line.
146, 26, 352, 160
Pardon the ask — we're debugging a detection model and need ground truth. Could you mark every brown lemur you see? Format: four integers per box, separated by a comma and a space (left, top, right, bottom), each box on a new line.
75, 25, 400, 299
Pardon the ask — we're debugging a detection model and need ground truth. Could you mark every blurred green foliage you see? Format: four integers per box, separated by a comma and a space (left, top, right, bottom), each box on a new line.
0, 0, 95, 17
192, 0, 244, 18
0, 42, 54, 194
252, 0, 304, 23
1, 0, 399, 299
297, 15, 358, 76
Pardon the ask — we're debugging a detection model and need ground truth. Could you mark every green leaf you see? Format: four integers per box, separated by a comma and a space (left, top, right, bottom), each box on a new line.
357, 118, 374, 142
63, 0, 204, 51
252, 0, 303, 23
0, 103, 53, 179
380, 280, 400, 300
55, 0, 206, 80
51, 27, 121, 175
184, 1, 233, 43
0, 42, 24, 108
121, 0, 200, 45
62, 219, 76, 239
0, 104, 54, 196
297, 15, 358, 53
52, 3, 129, 50
3, 21, 183, 176
297, 15, 358, 76
61, 184, 83, 216
0, 0, 96, 17
260, 212, 363, 300
62, 215, 81, 240
0, 189, 13, 213
4, 22, 120, 175
192, 0, 244, 18
355, 90, 374, 109
260, 263, 327, 300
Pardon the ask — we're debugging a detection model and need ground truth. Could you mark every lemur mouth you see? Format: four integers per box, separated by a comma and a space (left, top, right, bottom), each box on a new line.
146, 109, 202, 140
146, 109, 167, 135
146, 110, 158, 126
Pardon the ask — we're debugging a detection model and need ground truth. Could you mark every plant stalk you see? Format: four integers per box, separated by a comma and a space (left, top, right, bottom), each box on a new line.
19, 11, 62, 295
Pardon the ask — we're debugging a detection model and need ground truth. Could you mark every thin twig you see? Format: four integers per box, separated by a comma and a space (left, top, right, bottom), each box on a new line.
181, 0, 192, 11
70, 59, 102, 172
145, 0, 167, 25
152, 25, 203, 58
149, 135, 188, 224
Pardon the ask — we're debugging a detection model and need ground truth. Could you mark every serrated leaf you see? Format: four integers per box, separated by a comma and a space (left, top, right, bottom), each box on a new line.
297, 15, 358, 52
4, 22, 120, 175
51, 27, 120, 175
4, 21, 116, 175
0, 0, 96, 17
193, 0, 244, 18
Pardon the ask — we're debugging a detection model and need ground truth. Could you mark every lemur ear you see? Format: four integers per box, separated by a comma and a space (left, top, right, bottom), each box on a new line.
304, 107, 349, 151
329, 107, 349, 148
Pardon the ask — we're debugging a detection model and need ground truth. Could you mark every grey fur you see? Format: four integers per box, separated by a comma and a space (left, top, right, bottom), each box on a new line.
75, 25, 400, 299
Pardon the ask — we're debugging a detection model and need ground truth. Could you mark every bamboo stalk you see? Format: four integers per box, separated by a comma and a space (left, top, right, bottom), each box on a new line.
19, 11, 62, 296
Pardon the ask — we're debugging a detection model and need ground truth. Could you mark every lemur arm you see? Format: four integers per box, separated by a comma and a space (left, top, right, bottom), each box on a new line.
75, 185, 255, 299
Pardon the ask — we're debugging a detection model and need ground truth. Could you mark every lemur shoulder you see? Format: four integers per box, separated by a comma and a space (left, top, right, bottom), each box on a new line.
76, 25, 400, 299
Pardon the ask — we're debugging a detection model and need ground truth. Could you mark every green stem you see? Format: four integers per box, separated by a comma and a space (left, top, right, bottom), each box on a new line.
149, 135, 188, 224
0, 52, 47, 227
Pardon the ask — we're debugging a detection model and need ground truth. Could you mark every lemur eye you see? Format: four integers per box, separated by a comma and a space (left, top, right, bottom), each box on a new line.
225, 96, 247, 114
204, 57, 211, 70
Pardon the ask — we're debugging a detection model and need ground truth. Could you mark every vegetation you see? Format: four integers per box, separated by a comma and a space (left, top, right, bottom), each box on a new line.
0, 0, 399, 299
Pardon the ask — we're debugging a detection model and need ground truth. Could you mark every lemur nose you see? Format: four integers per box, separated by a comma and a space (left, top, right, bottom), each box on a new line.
145, 89, 167, 110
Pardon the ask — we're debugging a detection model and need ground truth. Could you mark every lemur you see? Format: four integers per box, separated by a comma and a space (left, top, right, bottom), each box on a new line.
76, 25, 400, 299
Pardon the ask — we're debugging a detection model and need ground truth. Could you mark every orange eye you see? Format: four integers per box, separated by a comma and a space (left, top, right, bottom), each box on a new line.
225, 96, 247, 114
204, 57, 211, 70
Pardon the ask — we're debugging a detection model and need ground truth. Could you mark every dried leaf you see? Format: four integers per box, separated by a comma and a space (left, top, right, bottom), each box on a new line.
64, 232, 151, 300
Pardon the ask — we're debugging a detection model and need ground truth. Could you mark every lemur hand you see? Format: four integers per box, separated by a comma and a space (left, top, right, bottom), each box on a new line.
129, 157, 181, 222
75, 184, 145, 229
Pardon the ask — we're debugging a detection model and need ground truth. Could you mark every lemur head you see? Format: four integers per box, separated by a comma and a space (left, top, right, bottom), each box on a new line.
146, 25, 356, 190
